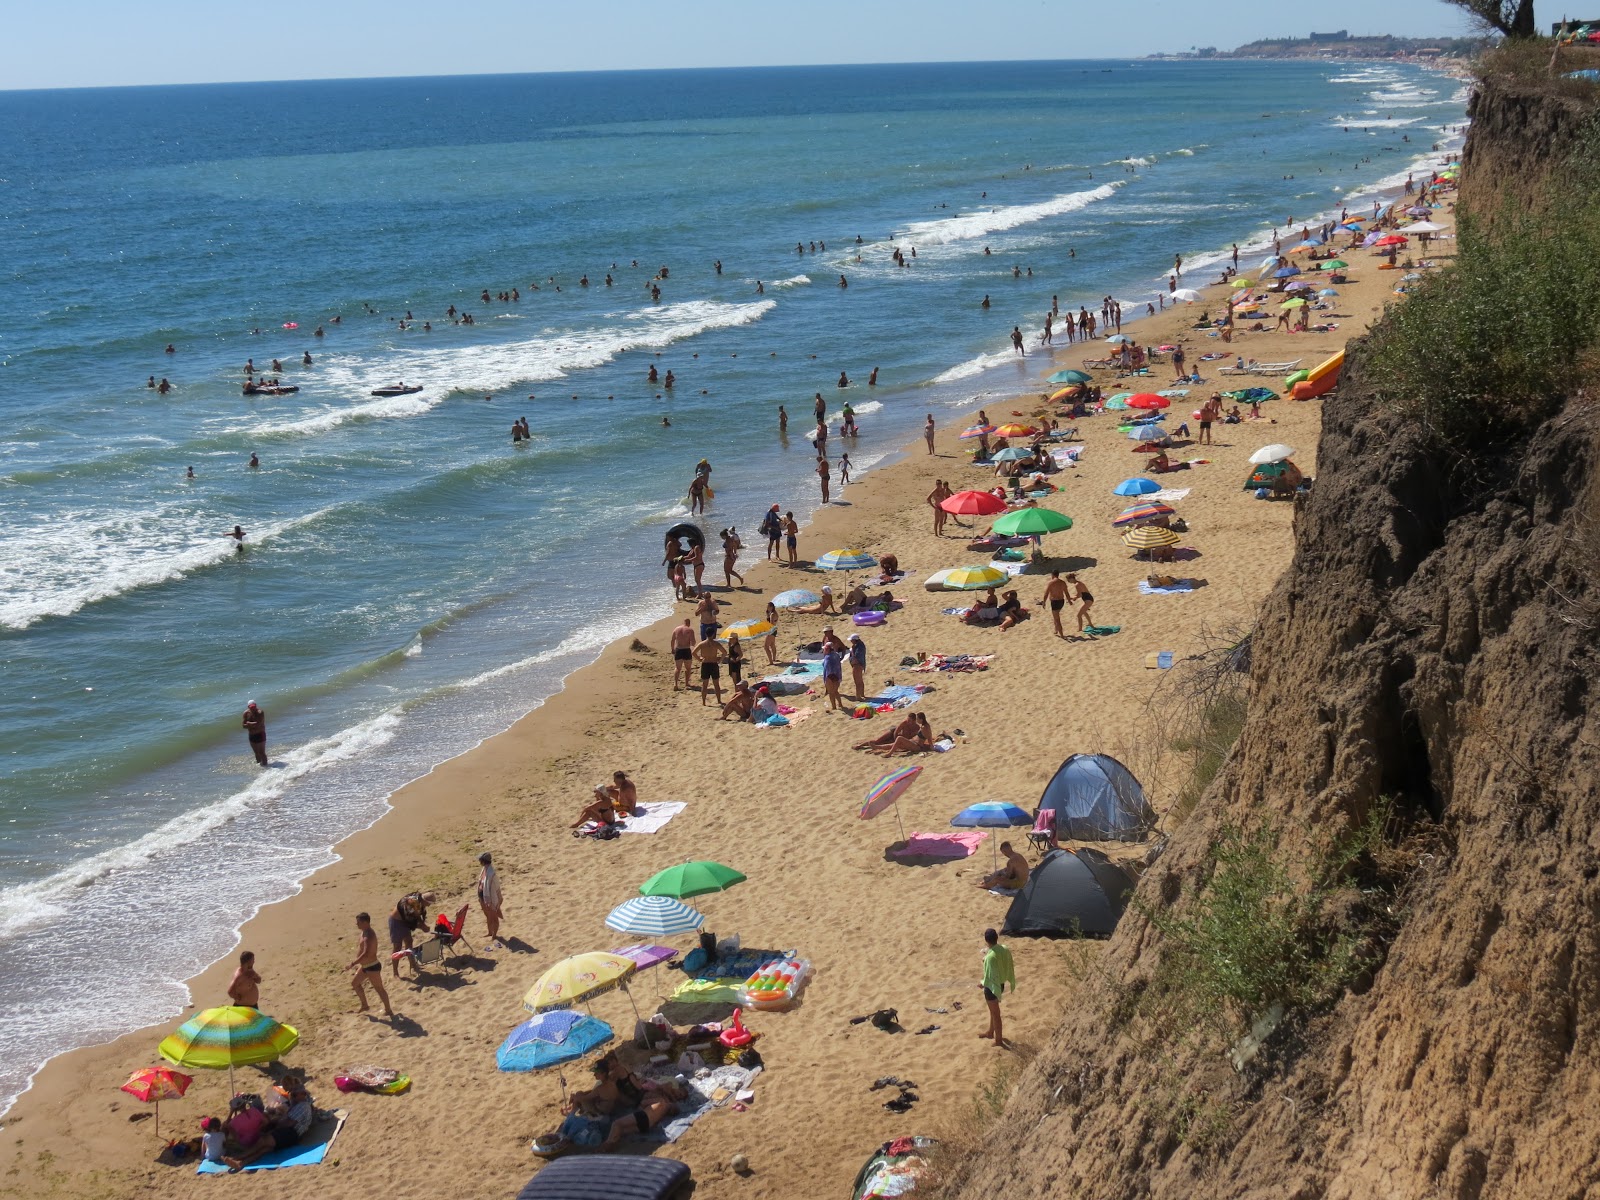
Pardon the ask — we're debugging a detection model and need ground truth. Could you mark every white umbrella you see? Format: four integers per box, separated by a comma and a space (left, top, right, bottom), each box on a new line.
1249, 443, 1295, 465
1171, 287, 1201, 303
1403, 220, 1446, 233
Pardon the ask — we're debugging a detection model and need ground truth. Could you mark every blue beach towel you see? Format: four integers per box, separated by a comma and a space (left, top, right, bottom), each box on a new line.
196, 1110, 347, 1173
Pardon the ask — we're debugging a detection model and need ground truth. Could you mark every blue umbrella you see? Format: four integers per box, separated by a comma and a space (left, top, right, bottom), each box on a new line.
496, 1014, 613, 1072
1113, 477, 1161, 497
993, 447, 1034, 462
605, 896, 705, 937
1317, 288, 1339, 296
952, 802, 1031, 827
1127, 425, 1169, 442
1273, 266, 1300, 278
772, 589, 821, 608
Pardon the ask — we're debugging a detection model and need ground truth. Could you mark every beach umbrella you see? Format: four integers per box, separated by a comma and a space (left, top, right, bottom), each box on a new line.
1048, 369, 1092, 384
1112, 477, 1160, 497
1127, 425, 1170, 443
1285, 280, 1312, 291
1317, 288, 1339, 296
158, 1006, 298, 1095
1122, 525, 1181, 554
496, 1013, 613, 1073
941, 489, 1007, 515
1048, 387, 1080, 403
1280, 298, 1307, 309
992, 447, 1034, 463
939, 564, 1009, 590
1361, 232, 1382, 246
1249, 443, 1296, 464
1272, 266, 1300, 278
952, 801, 1032, 868
815, 548, 876, 570
991, 508, 1072, 537
523, 952, 638, 1014
605, 895, 705, 937
861, 763, 923, 840
639, 860, 747, 899
720, 618, 772, 642
1103, 394, 1130, 410
1374, 235, 1407, 247
993, 423, 1036, 438
1403, 220, 1445, 233
1105, 335, 1134, 345
1171, 288, 1201, 303
1317, 259, 1348, 270
1405, 205, 1432, 216
1229, 278, 1251, 288
1259, 256, 1280, 269
772, 588, 820, 608
119, 1067, 192, 1141
960, 424, 996, 439
1127, 393, 1169, 410
1112, 502, 1174, 526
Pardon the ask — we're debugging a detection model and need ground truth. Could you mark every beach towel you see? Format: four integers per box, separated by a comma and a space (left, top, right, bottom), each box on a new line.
678, 946, 792, 983
905, 653, 995, 673
890, 831, 988, 859
1138, 580, 1197, 595
866, 684, 929, 709
1147, 487, 1191, 504
196, 1110, 348, 1174
756, 708, 811, 729
617, 802, 686, 834
1083, 625, 1122, 637
932, 737, 956, 753
641, 1063, 762, 1144
1144, 651, 1175, 670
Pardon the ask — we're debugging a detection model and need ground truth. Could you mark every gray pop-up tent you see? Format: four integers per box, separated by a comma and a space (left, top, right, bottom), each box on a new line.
1002, 848, 1134, 938
1037, 753, 1156, 841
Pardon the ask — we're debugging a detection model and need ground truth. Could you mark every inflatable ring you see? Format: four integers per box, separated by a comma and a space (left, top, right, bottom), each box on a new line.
852, 610, 887, 626
664, 522, 705, 553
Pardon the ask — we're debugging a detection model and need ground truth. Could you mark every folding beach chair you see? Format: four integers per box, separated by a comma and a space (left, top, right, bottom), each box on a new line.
1026, 808, 1057, 855
436, 904, 477, 966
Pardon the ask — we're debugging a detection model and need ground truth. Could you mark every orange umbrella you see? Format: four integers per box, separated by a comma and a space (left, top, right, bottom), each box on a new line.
993, 423, 1036, 438
119, 1066, 192, 1141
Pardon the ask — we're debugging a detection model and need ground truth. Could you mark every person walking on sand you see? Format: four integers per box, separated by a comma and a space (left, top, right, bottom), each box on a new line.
928, 480, 951, 537
720, 527, 745, 588
978, 927, 1015, 1048
1067, 572, 1094, 632
349, 912, 394, 1019
669, 617, 695, 690
476, 852, 504, 946
847, 633, 867, 699
1039, 570, 1071, 638
693, 630, 726, 707
924, 414, 936, 454
241, 701, 267, 766
228, 951, 261, 1009
817, 456, 831, 504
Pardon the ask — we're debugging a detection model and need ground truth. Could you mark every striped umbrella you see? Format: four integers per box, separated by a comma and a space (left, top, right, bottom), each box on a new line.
993, 424, 1036, 438
991, 508, 1072, 537
523, 952, 638, 1014
815, 548, 877, 570
1112, 502, 1175, 527
938, 565, 1008, 590
604, 896, 705, 937
158, 1006, 298, 1094
119, 1066, 192, 1141
960, 424, 997, 439
1122, 525, 1182, 553
772, 589, 821, 608
720, 618, 772, 641
941, 489, 1007, 516
861, 764, 923, 839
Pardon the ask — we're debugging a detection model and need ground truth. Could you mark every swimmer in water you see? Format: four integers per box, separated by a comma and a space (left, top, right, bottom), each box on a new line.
186, 466, 195, 479
837, 371, 849, 388
225, 525, 246, 552
662, 416, 672, 426
248, 453, 259, 469
303, 351, 313, 365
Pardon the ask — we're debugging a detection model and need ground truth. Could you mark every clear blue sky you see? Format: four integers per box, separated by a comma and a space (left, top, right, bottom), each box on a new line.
2, 0, 1477, 91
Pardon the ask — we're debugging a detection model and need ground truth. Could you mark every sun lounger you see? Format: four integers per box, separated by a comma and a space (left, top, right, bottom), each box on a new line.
1251, 360, 1301, 375
1081, 357, 1114, 369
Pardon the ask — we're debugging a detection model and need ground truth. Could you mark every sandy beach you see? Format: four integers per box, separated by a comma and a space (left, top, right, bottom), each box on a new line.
0, 204, 1451, 1200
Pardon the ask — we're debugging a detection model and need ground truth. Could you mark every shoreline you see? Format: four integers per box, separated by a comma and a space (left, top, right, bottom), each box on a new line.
1, 151, 1459, 1200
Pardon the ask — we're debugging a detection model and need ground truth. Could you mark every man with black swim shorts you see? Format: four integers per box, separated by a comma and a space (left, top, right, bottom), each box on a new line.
669, 617, 695, 691
348, 912, 394, 1018
241, 700, 267, 766
1038, 571, 1071, 638
979, 927, 1015, 1047
693, 631, 726, 707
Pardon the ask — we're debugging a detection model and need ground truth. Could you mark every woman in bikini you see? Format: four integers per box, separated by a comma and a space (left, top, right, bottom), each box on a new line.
763, 602, 779, 665
1067, 573, 1095, 632
725, 633, 745, 685
854, 713, 918, 752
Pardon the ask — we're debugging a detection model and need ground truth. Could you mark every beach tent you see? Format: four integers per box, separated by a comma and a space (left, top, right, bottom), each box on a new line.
1244, 460, 1290, 489
1036, 752, 1156, 841
1002, 848, 1134, 938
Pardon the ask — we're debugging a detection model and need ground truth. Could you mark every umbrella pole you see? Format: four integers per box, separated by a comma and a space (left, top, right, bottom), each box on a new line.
154, 1097, 160, 1143
895, 804, 905, 842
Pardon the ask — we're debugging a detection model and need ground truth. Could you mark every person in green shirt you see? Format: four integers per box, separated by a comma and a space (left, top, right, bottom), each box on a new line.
980, 928, 1016, 1047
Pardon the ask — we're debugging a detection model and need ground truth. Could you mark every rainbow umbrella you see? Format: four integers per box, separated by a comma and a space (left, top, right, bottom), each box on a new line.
1112, 477, 1160, 497
720, 618, 772, 642
119, 1066, 192, 1141
960, 424, 996, 439
1112, 502, 1174, 526
815, 548, 877, 570
861, 764, 923, 839
523, 952, 638, 1014
937, 564, 1008, 590
1122, 525, 1181, 555
941, 489, 1007, 516
993, 424, 1036, 438
639, 860, 747, 899
158, 1006, 298, 1094
991, 508, 1072, 537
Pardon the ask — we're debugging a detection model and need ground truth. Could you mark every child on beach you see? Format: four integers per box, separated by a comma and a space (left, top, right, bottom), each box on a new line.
200, 1118, 225, 1164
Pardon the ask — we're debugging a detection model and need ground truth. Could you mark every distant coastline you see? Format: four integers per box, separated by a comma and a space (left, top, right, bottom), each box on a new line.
1146, 31, 1483, 64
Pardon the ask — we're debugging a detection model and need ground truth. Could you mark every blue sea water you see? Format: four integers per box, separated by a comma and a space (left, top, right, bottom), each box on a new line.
0, 59, 1465, 1110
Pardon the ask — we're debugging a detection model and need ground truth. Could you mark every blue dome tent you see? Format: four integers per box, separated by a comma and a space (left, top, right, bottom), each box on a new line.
1037, 753, 1155, 842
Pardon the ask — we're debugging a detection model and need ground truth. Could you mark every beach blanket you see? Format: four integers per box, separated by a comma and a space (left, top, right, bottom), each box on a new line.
866, 684, 929, 709
1083, 625, 1122, 637
678, 946, 791, 983
891, 831, 988, 859
1147, 487, 1191, 504
756, 708, 811, 729
1144, 651, 1176, 670
905, 653, 995, 673
1138, 580, 1197, 595
642, 1063, 762, 1143
668, 977, 746, 1007
196, 1109, 348, 1174
618, 802, 686, 834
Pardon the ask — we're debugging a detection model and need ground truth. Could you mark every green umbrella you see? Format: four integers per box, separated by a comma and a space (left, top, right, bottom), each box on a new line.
1317, 259, 1348, 270
991, 508, 1073, 536
1280, 298, 1307, 308
639, 860, 747, 899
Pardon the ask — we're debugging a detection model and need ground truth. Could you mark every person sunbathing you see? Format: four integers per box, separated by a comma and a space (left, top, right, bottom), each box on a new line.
875, 554, 900, 583
854, 713, 918, 752
961, 588, 1000, 624
841, 583, 870, 611
719, 681, 754, 721
996, 590, 1028, 631
572, 771, 637, 828
978, 842, 1031, 890
791, 585, 838, 614
874, 713, 935, 756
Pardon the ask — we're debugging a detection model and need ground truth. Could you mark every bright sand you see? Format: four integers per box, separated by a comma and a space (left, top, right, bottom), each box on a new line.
0, 222, 1447, 1200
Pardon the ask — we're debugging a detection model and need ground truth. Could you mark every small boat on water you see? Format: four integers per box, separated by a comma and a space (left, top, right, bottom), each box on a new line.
371, 383, 423, 397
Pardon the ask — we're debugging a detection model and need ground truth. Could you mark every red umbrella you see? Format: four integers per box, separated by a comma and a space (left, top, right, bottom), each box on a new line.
120, 1066, 192, 1141
1127, 393, 1170, 410
940, 489, 1007, 515
1374, 235, 1407, 247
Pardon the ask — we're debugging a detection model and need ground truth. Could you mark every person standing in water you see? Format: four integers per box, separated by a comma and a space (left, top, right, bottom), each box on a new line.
924, 414, 936, 455
225, 525, 247, 553
241, 700, 267, 766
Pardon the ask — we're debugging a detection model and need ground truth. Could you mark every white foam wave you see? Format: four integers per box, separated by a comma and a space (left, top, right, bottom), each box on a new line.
764, 275, 812, 288
1331, 116, 1425, 128
0, 506, 331, 631
448, 602, 668, 692
889, 182, 1123, 248
1109, 156, 1155, 168
933, 349, 1021, 384
0, 709, 402, 939
1170, 147, 1197, 157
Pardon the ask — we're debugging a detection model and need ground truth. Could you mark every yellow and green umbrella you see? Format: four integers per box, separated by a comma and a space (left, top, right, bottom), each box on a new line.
1122, 525, 1182, 554
523, 952, 638, 1014
720, 618, 772, 642
158, 1006, 298, 1093
936, 564, 1009, 591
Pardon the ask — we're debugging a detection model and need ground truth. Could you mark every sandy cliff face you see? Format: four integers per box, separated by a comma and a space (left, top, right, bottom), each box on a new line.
948, 82, 1600, 1200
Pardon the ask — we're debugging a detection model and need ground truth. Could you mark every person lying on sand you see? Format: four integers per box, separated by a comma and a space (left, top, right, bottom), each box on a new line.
841, 583, 870, 611
791, 585, 838, 614
563, 1054, 682, 1148
872, 713, 936, 757
854, 713, 918, 752
978, 842, 1030, 890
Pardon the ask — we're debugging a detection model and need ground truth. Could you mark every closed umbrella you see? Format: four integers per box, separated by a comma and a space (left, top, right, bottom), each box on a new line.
772, 589, 821, 608
939, 564, 1008, 590
639, 860, 747, 898
815, 548, 877, 570
862, 763, 923, 839
1112, 477, 1160, 497
119, 1066, 192, 1141
605, 896, 705, 937
941, 489, 1007, 515
158, 1006, 299, 1095
991, 508, 1072, 536
1249, 443, 1295, 464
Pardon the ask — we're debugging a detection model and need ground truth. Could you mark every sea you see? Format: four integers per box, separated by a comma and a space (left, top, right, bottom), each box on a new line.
0, 58, 1466, 1112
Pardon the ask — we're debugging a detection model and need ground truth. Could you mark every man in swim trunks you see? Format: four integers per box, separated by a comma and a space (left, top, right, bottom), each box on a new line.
695, 590, 719, 642
979, 842, 1031, 891
669, 618, 695, 690
978, 927, 1015, 1048
693, 631, 726, 707
1039, 571, 1071, 639
228, 950, 262, 1009
241, 701, 267, 766
349, 913, 394, 1018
